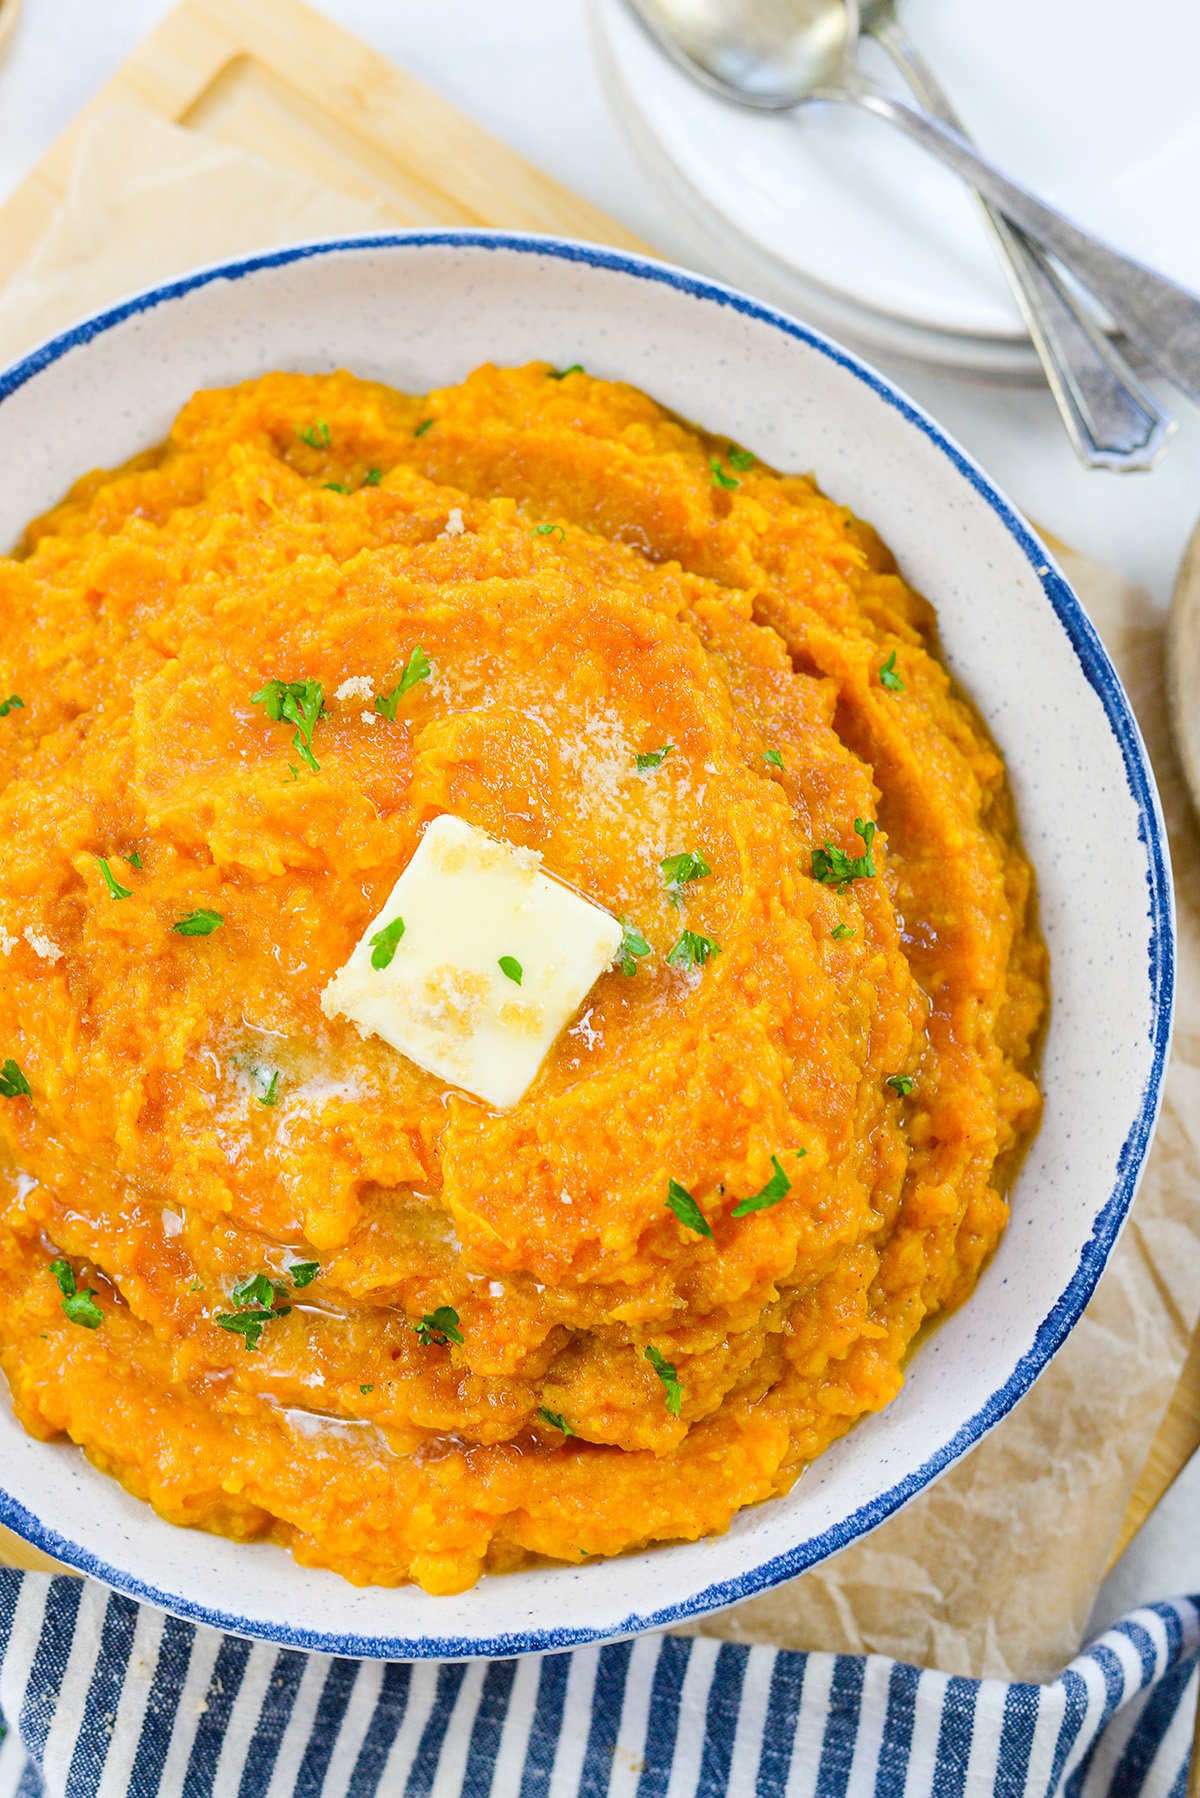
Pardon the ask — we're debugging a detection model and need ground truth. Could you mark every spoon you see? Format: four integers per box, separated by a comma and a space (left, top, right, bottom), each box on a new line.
859, 0, 1174, 472
624, 0, 1200, 405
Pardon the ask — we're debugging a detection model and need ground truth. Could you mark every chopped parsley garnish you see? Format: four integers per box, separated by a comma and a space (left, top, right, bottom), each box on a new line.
415, 1306, 463, 1348
887, 1074, 915, 1096
811, 818, 876, 892
498, 955, 523, 985
375, 647, 431, 719
830, 923, 856, 941
97, 856, 132, 902
231, 1273, 285, 1310
548, 364, 583, 380
369, 916, 405, 970
661, 849, 712, 904
252, 677, 325, 774
636, 744, 673, 771
0, 1059, 31, 1099
762, 748, 784, 769
532, 523, 565, 541
323, 481, 350, 494
0, 695, 23, 718
727, 445, 756, 471
666, 930, 720, 972
414, 417, 434, 437
298, 420, 331, 449
363, 467, 383, 486
731, 1153, 796, 1217
174, 909, 223, 936
879, 650, 905, 693
124, 851, 143, 869
666, 1179, 712, 1239
617, 920, 651, 977
50, 1258, 103, 1329
257, 1070, 281, 1107
289, 1260, 320, 1288
537, 1406, 575, 1436
644, 1344, 682, 1416
709, 456, 739, 490
217, 1272, 292, 1349
215, 1309, 284, 1351
360, 1384, 374, 1394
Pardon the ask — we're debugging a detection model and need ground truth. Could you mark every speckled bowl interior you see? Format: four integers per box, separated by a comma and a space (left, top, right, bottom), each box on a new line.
0, 235, 1174, 1658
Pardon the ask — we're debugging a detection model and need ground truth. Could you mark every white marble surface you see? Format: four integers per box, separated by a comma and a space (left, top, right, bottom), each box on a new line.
1, 0, 1198, 606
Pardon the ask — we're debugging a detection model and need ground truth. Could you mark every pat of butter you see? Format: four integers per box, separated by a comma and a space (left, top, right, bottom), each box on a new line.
321, 815, 623, 1109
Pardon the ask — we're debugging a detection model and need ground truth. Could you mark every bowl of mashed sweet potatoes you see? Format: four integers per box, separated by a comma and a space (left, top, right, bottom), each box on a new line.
0, 236, 1172, 1658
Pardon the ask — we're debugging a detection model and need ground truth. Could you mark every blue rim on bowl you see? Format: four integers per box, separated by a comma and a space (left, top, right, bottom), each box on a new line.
0, 232, 1175, 1658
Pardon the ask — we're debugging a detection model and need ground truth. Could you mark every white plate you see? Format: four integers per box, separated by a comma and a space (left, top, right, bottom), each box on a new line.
593, 0, 1200, 371
0, 234, 1174, 1657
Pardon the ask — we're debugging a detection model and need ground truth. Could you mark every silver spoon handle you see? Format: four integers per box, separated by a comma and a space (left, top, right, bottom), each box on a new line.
867, 19, 1173, 470
833, 82, 1200, 404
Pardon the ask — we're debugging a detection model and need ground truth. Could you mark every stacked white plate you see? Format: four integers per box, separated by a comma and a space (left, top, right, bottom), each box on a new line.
591, 0, 1200, 375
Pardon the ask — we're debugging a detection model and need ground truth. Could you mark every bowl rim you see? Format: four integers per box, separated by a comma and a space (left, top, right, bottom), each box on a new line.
0, 229, 1176, 1659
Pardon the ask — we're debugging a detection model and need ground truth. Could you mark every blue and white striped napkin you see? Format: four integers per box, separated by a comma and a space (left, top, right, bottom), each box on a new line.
0, 1574, 1193, 1796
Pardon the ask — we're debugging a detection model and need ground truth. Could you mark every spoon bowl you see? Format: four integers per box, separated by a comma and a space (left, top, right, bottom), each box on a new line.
633, 0, 858, 105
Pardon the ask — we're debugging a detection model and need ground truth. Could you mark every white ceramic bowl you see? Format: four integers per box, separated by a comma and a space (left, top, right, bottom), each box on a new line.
0, 234, 1173, 1658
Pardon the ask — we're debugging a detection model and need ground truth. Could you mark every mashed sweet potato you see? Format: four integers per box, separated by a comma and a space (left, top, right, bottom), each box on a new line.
0, 364, 1046, 1591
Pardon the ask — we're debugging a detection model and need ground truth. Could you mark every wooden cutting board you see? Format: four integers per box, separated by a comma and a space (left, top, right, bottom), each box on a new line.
0, 0, 646, 272
0, 0, 1194, 1581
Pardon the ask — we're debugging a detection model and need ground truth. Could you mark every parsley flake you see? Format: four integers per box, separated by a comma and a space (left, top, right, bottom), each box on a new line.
661, 849, 712, 904
231, 1273, 285, 1310
887, 1074, 915, 1096
415, 1306, 463, 1348
97, 856, 132, 901
709, 456, 739, 490
323, 481, 350, 494
369, 916, 405, 970
1, 1059, 32, 1099
727, 444, 756, 471
879, 650, 905, 693
811, 818, 876, 892
375, 647, 431, 719
414, 417, 434, 438
174, 909, 223, 937
537, 1405, 575, 1436
636, 744, 673, 771
124, 851, 143, 869
257, 1070, 281, 1107
762, 748, 784, 769
0, 695, 23, 718
548, 364, 583, 380
217, 1273, 292, 1349
731, 1154, 794, 1217
252, 677, 325, 774
830, 923, 856, 941
363, 467, 383, 486
360, 1383, 374, 1394
666, 930, 720, 972
498, 955, 523, 985
644, 1344, 683, 1415
617, 920, 651, 977
298, 420, 331, 449
289, 1260, 320, 1288
50, 1258, 103, 1329
216, 1309, 284, 1351
532, 523, 565, 541
666, 1179, 712, 1238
